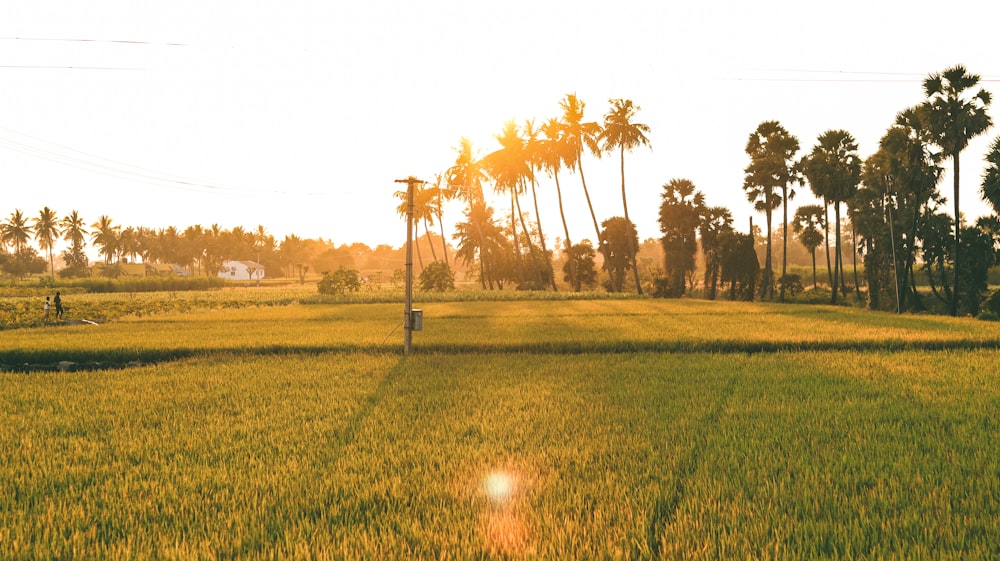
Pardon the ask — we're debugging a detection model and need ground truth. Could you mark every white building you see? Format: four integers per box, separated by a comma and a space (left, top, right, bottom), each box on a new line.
219, 260, 265, 282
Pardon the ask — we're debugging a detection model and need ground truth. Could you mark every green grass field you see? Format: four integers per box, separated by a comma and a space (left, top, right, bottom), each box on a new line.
2, 295, 999, 559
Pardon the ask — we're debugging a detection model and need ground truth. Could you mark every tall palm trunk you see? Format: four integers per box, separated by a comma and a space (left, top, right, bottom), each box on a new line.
510, 191, 524, 285
529, 168, 557, 291
780, 185, 789, 302
811, 248, 817, 288
950, 151, 961, 316
577, 153, 612, 288
824, 200, 833, 289
554, 170, 575, 291
830, 202, 841, 304
852, 223, 860, 298
423, 218, 438, 262
764, 208, 773, 300
514, 182, 544, 288
414, 223, 424, 273
620, 146, 643, 295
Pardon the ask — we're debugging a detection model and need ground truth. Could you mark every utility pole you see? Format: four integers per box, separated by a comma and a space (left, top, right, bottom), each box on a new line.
395, 176, 426, 355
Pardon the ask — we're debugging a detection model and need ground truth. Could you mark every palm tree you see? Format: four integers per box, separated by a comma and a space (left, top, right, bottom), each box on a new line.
918, 65, 992, 316
446, 137, 489, 279
60, 210, 89, 276
983, 136, 1000, 214
600, 98, 652, 295
743, 121, 800, 301
523, 119, 557, 291
792, 204, 825, 289
483, 120, 543, 287
33, 207, 61, 281
90, 215, 120, 265
452, 201, 507, 290
658, 179, 705, 297
61, 210, 88, 248
394, 180, 442, 268
2, 209, 33, 256
801, 130, 862, 305
559, 94, 606, 282
540, 118, 578, 290
699, 206, 733, 300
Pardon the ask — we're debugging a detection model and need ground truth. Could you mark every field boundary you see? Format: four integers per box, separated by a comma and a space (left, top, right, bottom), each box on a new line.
6, 338, 1000, 372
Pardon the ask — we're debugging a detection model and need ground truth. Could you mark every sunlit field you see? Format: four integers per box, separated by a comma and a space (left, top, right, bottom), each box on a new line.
2, 295, 999, 559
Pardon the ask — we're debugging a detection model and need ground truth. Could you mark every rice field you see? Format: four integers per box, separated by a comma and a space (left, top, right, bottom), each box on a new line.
1, 297, 999, 559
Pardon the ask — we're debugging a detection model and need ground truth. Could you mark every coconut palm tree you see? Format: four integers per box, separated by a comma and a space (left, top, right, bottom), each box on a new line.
60, 210, 87, 248
33, 207, 60, 281
918, 65, 992, 316
446, 137, 489, 277
483, 120, 544, 287
2, 209, 33, 256
801, 130, 862, 305
523, 118, 557, 290
90, 215, 120, 265
394, 179, 442, 268
743, 121, 800, 301
540, 118, 578, 290
600, 98, 652, 294
559, 94, 606, 283
60, 210, 89, 276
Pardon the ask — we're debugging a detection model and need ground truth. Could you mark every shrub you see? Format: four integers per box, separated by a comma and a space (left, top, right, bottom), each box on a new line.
418, 261, 455, 292
779, 274, 804, 297
318, 267, 361, 295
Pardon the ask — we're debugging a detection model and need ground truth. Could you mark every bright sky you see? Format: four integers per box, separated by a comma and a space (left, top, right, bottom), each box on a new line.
2, 0, 999, 251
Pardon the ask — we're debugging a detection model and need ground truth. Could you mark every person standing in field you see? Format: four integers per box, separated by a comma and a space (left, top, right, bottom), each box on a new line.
44, 296, 51, 322
54, 291, 63, 320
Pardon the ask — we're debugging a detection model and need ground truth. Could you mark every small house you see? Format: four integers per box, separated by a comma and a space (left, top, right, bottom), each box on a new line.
219, 260, 265, 282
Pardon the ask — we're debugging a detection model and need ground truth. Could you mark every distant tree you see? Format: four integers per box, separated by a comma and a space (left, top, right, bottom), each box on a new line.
522, 119, 557, 291
801, 130, 862, 304
560, 93, 607, 285
792, 204, 825, 289
318, 267, 361, 295
918, 65, 992, 315
699, 206, 733, 300
744, 121, 798, 301
540, 117, 579, 290
563, 240, 598, 291
418, 260, 455, 292
658, 179, 705, 298
719, 229, 759, 301
601, 98, 652, 294
1, 209, 33, 257
982, 136, 1000, 214
32, 207, 60, 281
452, 202, 509, 290
90, 215, 120, 265
59, 210, 89, 277
600, 216, 638, 293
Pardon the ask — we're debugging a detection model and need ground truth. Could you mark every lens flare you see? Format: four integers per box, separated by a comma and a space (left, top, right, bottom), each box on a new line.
483, 471, 514, 505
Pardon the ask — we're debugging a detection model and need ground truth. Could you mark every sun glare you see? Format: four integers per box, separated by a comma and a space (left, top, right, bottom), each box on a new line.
483, 471, 514, 505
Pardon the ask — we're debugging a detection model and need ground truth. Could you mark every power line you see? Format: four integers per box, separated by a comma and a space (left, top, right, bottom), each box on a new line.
0, 125, 327, 197
0, 36, 186, 47
0, 64, 143, 71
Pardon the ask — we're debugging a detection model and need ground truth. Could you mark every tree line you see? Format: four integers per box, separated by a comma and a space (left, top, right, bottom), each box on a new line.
403, 65, 1000, 316
0, 210, 397, 282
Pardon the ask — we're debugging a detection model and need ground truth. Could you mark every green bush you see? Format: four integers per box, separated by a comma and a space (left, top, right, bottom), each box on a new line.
318, 267, 361, 295
418, 261, 455, 292
779, 274, 804, 297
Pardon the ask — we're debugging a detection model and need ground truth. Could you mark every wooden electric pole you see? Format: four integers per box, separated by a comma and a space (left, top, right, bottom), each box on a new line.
395, 176, 426, 355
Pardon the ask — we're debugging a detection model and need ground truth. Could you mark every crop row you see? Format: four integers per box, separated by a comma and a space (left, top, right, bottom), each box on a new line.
2, 350, 998, 558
